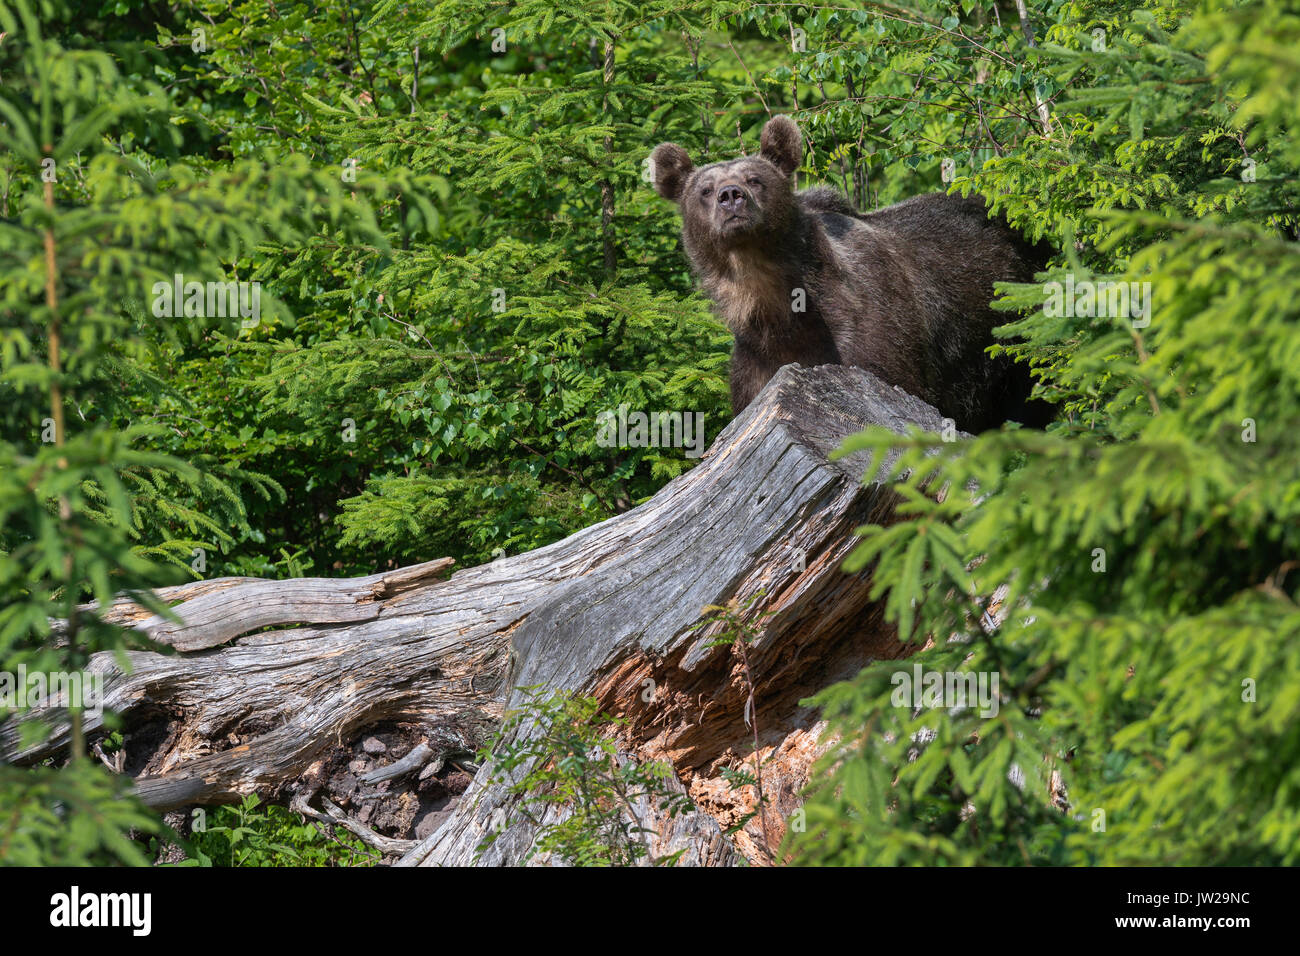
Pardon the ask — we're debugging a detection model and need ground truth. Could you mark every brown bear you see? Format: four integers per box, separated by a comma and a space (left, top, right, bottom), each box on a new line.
651, 115, 1052, 431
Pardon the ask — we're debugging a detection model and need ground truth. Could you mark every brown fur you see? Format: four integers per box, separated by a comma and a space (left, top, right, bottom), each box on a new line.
652, 115, 1052, 431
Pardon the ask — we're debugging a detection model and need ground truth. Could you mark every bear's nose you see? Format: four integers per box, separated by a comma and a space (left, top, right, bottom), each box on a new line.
717, 185, 746, 213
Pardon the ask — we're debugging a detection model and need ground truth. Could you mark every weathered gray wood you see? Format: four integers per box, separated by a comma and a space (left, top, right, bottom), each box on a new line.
62, 558, 456, 651
360, 741, 434, 784
2, 364, 944, 865
406, 364, 941, 865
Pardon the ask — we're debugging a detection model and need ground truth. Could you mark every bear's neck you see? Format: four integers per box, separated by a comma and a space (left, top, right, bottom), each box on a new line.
709, 248, 794, 331
700, 214, 823, 334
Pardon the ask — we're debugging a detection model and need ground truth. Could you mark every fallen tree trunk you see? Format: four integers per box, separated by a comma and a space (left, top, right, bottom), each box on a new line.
2, 364, 949, 865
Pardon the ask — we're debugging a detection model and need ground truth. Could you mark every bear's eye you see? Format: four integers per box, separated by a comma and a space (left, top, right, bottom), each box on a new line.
746, 177, 763, 188
699, 186, 713, 198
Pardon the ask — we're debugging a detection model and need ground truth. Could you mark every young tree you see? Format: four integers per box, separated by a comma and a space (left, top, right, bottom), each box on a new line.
795, 0, 1300, 866
0, 0, 440, 862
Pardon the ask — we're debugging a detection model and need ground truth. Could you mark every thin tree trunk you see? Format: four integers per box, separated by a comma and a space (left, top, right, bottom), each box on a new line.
1013, 0, 1053, 135
600, 34, 617, 279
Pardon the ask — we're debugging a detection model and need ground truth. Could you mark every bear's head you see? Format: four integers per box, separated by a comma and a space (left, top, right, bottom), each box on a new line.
651, 115, 802, 257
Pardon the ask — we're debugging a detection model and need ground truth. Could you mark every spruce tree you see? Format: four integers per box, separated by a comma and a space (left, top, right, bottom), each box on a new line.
794, 0, 1300, 866
0, 0, 436, 862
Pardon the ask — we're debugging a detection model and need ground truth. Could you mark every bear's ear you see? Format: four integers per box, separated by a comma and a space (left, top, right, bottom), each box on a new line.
651, 143, 694, 202
759, 115, 801, 177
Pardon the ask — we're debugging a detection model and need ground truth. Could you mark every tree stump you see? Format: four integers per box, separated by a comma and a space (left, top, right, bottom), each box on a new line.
3, 364, 948, 865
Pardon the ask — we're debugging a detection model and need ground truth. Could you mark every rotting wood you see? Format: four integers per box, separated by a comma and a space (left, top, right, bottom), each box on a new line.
3, 363, 948, 865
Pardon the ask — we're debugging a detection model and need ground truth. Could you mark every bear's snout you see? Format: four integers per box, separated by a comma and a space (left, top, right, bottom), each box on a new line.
717, 184, 748, 214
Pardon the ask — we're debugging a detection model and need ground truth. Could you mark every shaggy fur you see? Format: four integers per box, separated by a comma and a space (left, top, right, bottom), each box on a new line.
652, 115, 1052, 431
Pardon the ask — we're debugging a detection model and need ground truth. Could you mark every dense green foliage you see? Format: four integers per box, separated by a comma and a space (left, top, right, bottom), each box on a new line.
0, 0, 438, 862
0, 0, 1293, 865
795, 0, 1300, 866
183, 796, 371, 866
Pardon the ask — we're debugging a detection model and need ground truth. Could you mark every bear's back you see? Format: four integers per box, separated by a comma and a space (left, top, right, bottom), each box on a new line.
859, 192, 1049, 278
793, 190, 1052, 430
